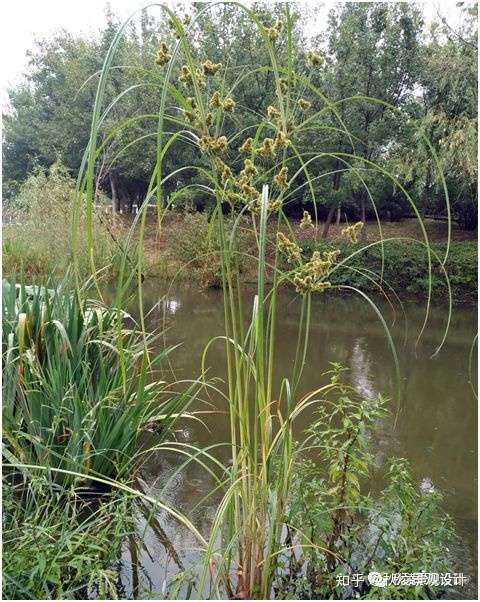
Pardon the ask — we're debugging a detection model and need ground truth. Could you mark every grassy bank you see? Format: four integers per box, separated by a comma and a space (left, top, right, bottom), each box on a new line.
4, 209, 476, 303
141, 214, 477, 304
299, 239, 478, 305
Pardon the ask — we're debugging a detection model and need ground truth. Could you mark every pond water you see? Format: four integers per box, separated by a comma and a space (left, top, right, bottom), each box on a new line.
116, 283, 477, 599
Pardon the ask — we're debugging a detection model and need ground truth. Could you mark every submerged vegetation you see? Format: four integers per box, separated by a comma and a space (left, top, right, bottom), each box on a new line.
2, 1, 476, 600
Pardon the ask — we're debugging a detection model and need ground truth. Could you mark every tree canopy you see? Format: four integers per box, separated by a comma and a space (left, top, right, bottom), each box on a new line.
2, 1, 477, 229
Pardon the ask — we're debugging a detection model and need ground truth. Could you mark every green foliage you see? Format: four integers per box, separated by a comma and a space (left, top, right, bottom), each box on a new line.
3, 3, 476, 225
2, 276, 198, 485
279, 368, 455, 600
168, 212, 252, 287
2, 473, 134, 600
2, 163, 117, 279
390, 4, 477, 230
3, 3, 466, 600
298, 239, 477, 303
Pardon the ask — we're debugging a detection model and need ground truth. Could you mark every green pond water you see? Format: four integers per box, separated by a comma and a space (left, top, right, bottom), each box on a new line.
116, 283, 477, 599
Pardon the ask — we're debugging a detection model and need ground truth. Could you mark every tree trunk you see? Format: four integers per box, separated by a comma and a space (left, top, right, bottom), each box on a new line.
360, 193, 367, 241
109, 173, 120, 213
336, 205, 341, 226
322, 204, 337, 239
321, 162, 342, 239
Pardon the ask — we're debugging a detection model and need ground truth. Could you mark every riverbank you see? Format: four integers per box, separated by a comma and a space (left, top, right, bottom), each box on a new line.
3, 213, 477, 304
141, 214, 477, 304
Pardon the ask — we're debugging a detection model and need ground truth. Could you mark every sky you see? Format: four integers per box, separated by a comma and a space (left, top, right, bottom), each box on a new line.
0, 0, 467, 103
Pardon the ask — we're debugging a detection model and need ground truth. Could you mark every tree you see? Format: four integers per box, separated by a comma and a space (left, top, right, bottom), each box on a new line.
390, 3, 477, 229
309, 2, 423, 237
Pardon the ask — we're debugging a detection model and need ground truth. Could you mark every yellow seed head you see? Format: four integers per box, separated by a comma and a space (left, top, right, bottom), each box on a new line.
279, 78, 289, 94
277, 232, 302, 263
258, 137, 276, 157
300, 210, 313, 230
203, 59, 222, 76
274, 130, 290, 150
155, 43, 171, 66
267, 105, 281, 121
298, 98, 312, 111
179, 65, 193, 85
239, 137, 254, 154
213, 135, 228, 152
341, 221, 364, 243
307, 51, 323, 67
268, 198, 283, 213
185, 109, 197, 124
209, 91, 222, 109
242, 159, 257, 177
222, 97, 236, 113
274, 166, 289, 188
221, 163, 233, 185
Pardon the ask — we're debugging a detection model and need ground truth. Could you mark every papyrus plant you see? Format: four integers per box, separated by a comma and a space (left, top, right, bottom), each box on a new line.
75, 2, 452, 597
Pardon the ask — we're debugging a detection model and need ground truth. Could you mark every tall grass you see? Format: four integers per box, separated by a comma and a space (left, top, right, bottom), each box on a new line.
73, 2, 453, 598
2, 473, 135, 599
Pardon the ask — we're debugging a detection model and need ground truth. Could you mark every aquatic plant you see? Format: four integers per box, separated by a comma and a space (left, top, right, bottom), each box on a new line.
71, 1, 454, 598
2, 472, 135, 599
2, 276, 199, 486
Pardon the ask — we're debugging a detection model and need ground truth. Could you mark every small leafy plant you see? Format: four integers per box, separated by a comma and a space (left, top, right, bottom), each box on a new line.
279, 366, 455, 600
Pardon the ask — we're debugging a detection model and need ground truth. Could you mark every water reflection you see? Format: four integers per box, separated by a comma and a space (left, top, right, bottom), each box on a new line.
351, 338, 377, 401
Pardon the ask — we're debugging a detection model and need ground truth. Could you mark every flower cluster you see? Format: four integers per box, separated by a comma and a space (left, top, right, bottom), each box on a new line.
279, 77, 289, 94
307, 51, 323, 67
300, 210, 313, 229
209, 91, 235, 113
292, 249, 339, 294
266, 19, 283, 41
274, 166, 289, 188
210, 91, 222, 108
248, 196, 282, 215
341, 221, 363, 243
268, 198, 283, 213
277, 232, 302, 264
222, 97, 236, 112
179, 65, 206, 88
267, 105, 281, 121
199, 134, 228, 153
274, 130, 290, 149
298, 98, 312, 111
241, 159, 258, 178
239, 137, 253, 154
203, 59, 222, 76
155, 43, 171, 66
258, 137, 276, 157
216, 159, 234, 185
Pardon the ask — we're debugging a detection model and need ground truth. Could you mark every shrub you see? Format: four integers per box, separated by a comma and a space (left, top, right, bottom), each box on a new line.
2, 163, 118, 280
168, 212, 252, 287
298, 239, 477, 303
